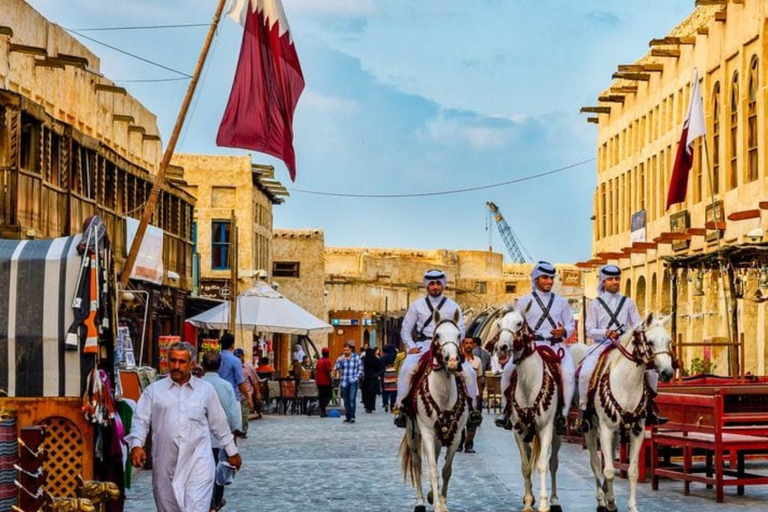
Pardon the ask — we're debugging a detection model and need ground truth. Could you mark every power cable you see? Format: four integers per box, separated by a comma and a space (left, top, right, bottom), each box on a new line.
65, 28, 192, 78
70, 23, 210, 32
288, 157, 595, 198
115, 77, 190, 83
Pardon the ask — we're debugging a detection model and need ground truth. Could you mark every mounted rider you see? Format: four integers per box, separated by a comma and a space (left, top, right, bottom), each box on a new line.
577, 264, 669, 432
393, 269, 483, 429
496, 261, 574, 435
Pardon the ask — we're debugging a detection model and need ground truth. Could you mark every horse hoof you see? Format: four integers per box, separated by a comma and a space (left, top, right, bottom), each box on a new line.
414, 506, 427, 512
427, 490, 434, 504
597, 507, 607, 512
551, 505, 563, 512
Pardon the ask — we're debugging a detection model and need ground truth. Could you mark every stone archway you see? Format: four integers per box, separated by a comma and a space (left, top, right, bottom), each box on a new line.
624, 278, 632, 297
661, 269, 672, 314
651, 272, 658, 312
636, 275, 647, 316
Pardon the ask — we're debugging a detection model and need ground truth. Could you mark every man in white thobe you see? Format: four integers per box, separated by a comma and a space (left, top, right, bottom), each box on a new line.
125, 342, 242, 512
393, 269, 482, 429
497, 261, 575, 435
577, 264, 667, 432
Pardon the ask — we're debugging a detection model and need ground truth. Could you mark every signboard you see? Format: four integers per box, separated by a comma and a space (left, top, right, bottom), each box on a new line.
630, 209, 646, 243
200, 279, 229, 300
705, 200, 725, 243
669, 210, 690, 251
560, 269, 581, 288
331, 318, 359, 326
126, 217, 164, 284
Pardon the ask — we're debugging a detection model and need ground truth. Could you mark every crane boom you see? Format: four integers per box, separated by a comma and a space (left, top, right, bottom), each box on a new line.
487, 202, 528, 264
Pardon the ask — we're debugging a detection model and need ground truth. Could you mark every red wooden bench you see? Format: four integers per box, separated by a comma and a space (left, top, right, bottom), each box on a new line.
650, 391, 768, 502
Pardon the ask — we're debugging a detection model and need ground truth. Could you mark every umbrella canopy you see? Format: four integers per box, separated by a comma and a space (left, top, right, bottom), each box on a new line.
186, 281, 331, 335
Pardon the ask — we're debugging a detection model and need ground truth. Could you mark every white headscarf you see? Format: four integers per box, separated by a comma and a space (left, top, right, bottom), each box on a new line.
530, 261, 556, 290
598, 264, 621, 293
423, 269, 447, 291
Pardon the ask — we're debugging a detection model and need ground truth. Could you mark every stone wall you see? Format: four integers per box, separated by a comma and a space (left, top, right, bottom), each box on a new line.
272, 229, 326, 320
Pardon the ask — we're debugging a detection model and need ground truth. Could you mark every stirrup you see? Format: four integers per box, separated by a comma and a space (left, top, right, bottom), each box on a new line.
578, 411, 592, 434
394, 412, 407, 428
468, 410, 483, 427
494, 414, 512, 430
555, 415, 567, 436
646, 410, 668, 426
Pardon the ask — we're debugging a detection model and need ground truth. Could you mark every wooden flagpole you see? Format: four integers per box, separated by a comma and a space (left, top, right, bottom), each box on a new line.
120, 0, 229, 287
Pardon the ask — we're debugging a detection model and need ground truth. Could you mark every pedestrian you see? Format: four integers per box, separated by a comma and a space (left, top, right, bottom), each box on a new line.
578, 264, 667, 432
235, 348, 262, 421
361, 346, 382, 413
471, 336, 488, 411
334, 341, 362, 423
496, 262, 574, 434
256, 357, 275, 380
293, 343, 306, 363
380, 345, 398, 412
315, 347, 333, 417
459, 337, 482, 454
125, 342, 241, 512
394, 269, 482, 429
201, 352, 242, 512
218, 334, 252, 439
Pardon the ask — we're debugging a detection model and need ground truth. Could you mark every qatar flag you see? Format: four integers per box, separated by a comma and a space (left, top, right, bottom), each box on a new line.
666, 68, 705, 209
217, 0, 305, 180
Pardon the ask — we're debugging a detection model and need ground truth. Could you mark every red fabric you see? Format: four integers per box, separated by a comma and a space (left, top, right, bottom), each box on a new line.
314, 357, 333, 386
217, 5, 305, 180
666, 124, 692, 209
183, 321, 196, 344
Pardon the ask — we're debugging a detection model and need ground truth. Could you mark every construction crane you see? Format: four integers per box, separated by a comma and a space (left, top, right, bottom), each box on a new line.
486, 202, 531, 264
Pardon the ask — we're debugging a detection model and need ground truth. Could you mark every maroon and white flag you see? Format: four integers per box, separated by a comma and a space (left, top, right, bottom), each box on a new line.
666, 68, 706, 209
217, 0, 305, 181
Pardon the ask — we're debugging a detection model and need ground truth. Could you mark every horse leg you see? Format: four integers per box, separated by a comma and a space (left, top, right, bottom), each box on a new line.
537, 424, 554, 512
627, 428, 644, 512
599, 425, 617, 512
515, 432, 535, 511
422, 434, 443, 512
549, 434, 562, 512
410, 425, 425, 510
439, 437, 460, 512
585, 429, 606, 511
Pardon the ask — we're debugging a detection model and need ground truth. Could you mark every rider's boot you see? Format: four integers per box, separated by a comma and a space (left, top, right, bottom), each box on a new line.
646, 395, 668, 425
555, 413, 567, 436
394, 408, 407, 428
578, 409, 592, 434
494, 414, 512, 430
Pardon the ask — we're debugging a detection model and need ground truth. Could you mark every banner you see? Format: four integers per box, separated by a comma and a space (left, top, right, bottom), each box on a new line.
125, 217, 164, 285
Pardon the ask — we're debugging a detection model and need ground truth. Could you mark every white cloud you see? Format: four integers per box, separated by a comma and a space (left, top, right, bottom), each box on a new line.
421, 114, 510, 150
289, 0, 379, 17
302, 90, 359, 114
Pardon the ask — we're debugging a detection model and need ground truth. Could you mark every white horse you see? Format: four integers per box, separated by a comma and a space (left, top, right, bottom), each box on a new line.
496, 307, 563, 512
399, 309, 469, 512
580, 313, 674, 512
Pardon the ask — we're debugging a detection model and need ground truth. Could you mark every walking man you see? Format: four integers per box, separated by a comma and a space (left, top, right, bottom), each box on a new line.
218, 334, 252, 438
394, 269, 482, 429
460, 337, 482, 453
498, 261, 575, 434
578, 264, 668, 432
125, 342, 241, 512
315, 347, 333, 417
200, 352, 242, 512
334, 341, 363, 423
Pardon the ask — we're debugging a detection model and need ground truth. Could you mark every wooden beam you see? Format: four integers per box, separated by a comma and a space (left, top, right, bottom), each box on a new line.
686, 227, 707, 236
698, 27, 710, 36
587, 117, 599, 124
54, 53, 89, 69
642, 64, 665, 73
0, 26, 13, 37
715, 10, 727, 22
9, 43, 47, 57
580, 106, 611, 114
651, 49, 681, 58
659, 232, 692, 240
653, 237, 677, 245
649, 37, 696, 46
758, 201, 768, 210
575, 262, 597, 269
95, 83, 127, 95
612, 72, 651, 81
34, 58, 65, 69
633, 242, 658, 250
622, 246, 646, 254
705, 220, 727, 230
727, 209, 761, 221
695, 0, 727, 5
617, 65, 644, 73
598, 95, 625, 103
611, 86, 638, 94
143, 134, 162, 142
597, 252, 626, 260
587, 259, 608, 265
113, 114, 135, 123
128, 125, 147, 135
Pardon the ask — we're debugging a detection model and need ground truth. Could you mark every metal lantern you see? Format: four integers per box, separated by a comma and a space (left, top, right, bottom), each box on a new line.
693, 270, 705, 297
734, 273, 744, 299
759, 265, 768, 290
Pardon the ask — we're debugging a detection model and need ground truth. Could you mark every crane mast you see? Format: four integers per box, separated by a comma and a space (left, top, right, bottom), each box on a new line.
486, 202, 528, 264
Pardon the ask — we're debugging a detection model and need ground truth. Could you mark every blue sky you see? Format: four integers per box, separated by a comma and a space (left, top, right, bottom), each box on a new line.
28, 0, 693, 262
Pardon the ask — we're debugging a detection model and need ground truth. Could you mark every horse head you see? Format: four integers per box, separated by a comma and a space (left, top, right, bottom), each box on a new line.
496, 306, 531, 360
644, 312, 674, 382
431, 309, 463, 374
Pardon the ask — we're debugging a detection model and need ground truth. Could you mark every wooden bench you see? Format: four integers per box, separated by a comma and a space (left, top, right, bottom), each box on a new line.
650, 391, 768, 502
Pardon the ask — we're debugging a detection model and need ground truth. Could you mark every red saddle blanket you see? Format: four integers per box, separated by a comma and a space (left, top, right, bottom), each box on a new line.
506, 345, 564, 411
584, 343, 618, 411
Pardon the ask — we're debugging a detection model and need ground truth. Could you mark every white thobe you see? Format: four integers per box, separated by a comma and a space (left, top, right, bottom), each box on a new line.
397, 295, 476, 406
125, 376, 238, 512
503, 290, 576, 416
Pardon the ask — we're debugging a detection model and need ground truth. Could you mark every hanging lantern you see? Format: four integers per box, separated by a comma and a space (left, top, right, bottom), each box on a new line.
759, 265, 768, 290
693, 270, 705, 297
734, 273, 744, 299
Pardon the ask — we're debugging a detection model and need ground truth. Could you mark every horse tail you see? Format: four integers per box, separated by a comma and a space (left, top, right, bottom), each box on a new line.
530, 434, 541, 468
399, 432, 417, 486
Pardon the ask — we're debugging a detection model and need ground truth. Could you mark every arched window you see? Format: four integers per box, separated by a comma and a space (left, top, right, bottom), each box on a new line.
636, 275, 647, 316
712, 82, 721, 195
747, 56, 759, 182
729, 72, 739, 190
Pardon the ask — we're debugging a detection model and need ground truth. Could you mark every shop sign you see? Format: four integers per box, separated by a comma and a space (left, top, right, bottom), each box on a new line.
126, 217, 164, 285
669, 210, 690, 251
630, 209, 646, 243
200, 279, 229, 300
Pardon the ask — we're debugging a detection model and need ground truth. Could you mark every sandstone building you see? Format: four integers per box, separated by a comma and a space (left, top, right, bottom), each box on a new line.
581, 1, 768, 376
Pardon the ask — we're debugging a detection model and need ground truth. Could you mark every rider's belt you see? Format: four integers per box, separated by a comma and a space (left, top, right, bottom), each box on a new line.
533, 335, 560, 343
414, 336, 429, 342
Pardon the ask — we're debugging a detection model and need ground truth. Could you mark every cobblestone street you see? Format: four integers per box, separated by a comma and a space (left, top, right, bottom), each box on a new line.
124, 409, 768, 512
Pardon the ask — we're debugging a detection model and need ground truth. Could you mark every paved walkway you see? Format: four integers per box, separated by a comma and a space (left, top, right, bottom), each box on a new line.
125, 409, 768, 511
